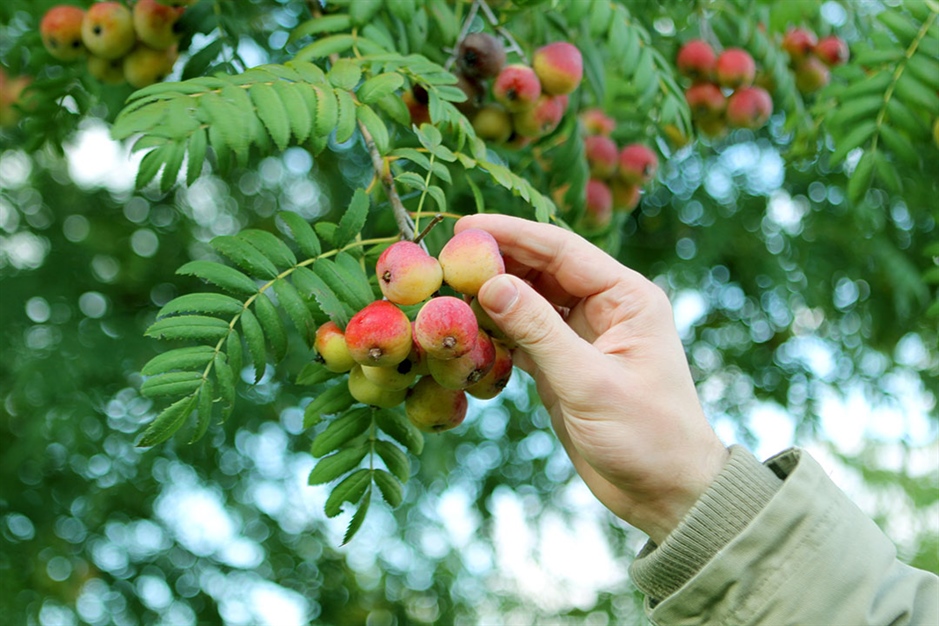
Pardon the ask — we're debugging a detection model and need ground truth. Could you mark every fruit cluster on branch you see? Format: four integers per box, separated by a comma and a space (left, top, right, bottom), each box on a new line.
781, 27, 848, 94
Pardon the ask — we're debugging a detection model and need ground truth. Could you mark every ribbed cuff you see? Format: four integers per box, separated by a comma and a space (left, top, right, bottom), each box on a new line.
628, 445, 784, 603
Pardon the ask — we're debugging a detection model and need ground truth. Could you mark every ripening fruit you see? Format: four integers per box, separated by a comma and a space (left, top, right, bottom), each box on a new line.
427, 329, 496, 389
376, 241, 443, 305
81, 2, 136, 60
314, 321, 356, 373
618, 144, 659, 185
345, 300, 413, 367
405, 376, 468, 432
715, 48, 756, 89
781, 28, 818, 63
469, 297, 512, 346
413, 296, 479, 360
133, 0, 185, 50
794, 55, 831, 94
473, 104, 513, 143
467, 340, 513, 399
454, 74, 485, 117
512, 94, 565, 137
361, 359, 419, 391
611, 180, 641, 213
0, 71, 32, 128
814, 35, 849, 66
584, 135, 619, 179
87, 55, 125, 84
582, 179, 613, 229
493, 64, 542, 112
403, 90, 431, 126
726, 86, 773, 129
438, 228, 505, 296
41, 6, 87, 62
123, 44, 178, 88
580, 108, 616, 136
676, 39, 716, 82
685, 82, 726, 121
457, 32, 506, 80
348, 366, 407, 408
532, 42, 583, 95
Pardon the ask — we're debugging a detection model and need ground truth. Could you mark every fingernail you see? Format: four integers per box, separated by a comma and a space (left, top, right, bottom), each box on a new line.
483, 275, 518, 314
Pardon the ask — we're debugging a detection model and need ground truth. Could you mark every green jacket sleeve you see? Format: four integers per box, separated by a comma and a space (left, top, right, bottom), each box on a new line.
629, 446, 939, 625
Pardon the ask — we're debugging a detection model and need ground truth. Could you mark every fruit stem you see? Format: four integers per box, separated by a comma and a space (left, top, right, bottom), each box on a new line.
413, 214, 444, 245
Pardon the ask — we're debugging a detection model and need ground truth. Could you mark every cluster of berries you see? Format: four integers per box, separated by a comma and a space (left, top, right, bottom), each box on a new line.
40, 0, 193, 89
677, 40, 773, 138
781, 28, 848, 95
576, 108, 658, 229
313, 229, 514, 433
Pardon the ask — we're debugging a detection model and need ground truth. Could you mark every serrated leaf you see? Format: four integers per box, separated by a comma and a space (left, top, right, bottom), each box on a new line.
296, 34, 356, 62
159, 141, 185, 194
349, 0, 382, 26
311, 407, 372, 457
146, 315, 231, 342
878, 9, 920, 44
159, 293, 244, 318
375, 440, 410, 482
277, 212, 322, 258
357, 73, 405, 105
313, 86, 339, 138
211, 236, 280, 279
273, 279, 316, 345
872, 151, 903, 194
227, 328, 243, 376
335, 253, 377, 309
137, 395, 198, 447
334, 89, 358, 144
240, 307, 267, 382
427, 185, 447, 212
314, 222, 337, 247
141, 371, 205, 398
335, 188, 370, 248
290, 14, 353, 43
830, 121, 877, 165
136, 147, 166, 189
894, 72, 939, 113
303, 384, 356, 428
324, 468, 371, 517
885, 97, 929, 135
828, 95, 884, 131
372, 470, 403, 507
238, 229, 297, 270
141, 346, 217, 376
906, 53, 939, 90
214, 353, 236, 420
392, 147, 432, 171
312, 258, 373, 313
295, 266, 352, 327
296, 362, 338, 386
878, 124, 920, 165
328, 58, 362, 91
308, 445, 369, 485
357, 105, 390, 154
415, 122, 442, 149
288, 60, 328, 84
254, 293, 288, 362
374, 408, 424, 455
191, 380, 214, 443
186, 127, 207, 185
848, 151, 876, 205
274, 81, 313, 144
376, 92, 411, 127
177, 261, 259, 296
342, 490, 371, 545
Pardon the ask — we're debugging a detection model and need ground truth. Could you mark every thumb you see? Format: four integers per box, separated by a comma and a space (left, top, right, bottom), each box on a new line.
477, 274, 592, 379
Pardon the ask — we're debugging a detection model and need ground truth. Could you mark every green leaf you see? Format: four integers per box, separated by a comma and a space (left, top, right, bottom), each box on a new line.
885, 97, 929, 135
375, 440, 410, 482
296, 362, 337, 386
141, 371, 204, 398
158, 293, 244, 318
328, 58, 362, 91
136, 146, 166, 189
374, 408, 424, 455
308, 445, 369, 485
877, 9, 920, 45
312, 258, 373, 313
254, 294, 288, 362
357, 73, 405, 105
334, 89, 358, 144
349, 0, 382, 26
290, 14, 353, 43
240, 307, 267, 382
288, 60, 328, 84
295, 266, 352, 327
830, 121, 877, 165
226, 328, 243, 376
872, 150, 903, 194
335, 188, 370, 248
357, 104, 390, 154
177, 260, 258, 296
296, 34, 356, 61
159, 141, 185, 194
277, 212, 322, 258
249, 82, 291, 151
141, 346, 217, 376
828, 95, 884, 131
273, 279, 316, 344
186, 127, 207, 185
392, 147, 432, 171
906, 53, 939, 91
274, 81, 313, 145
342, 490, 370, 545
238, 229, 298, 270
191, 380, 214, 443
146, 315, 231, 342
313, 86, 339, 138
324, 468, 371, 517
137, 395, 198, 447
335, 253, 377, 310
311, 407, 371, 457
373, 470, 403, 507
211, 236, 280, 279
303, 384, 356, 428
878, 124, 920, 165
848, 151, 875, 205
213, 353, 236, 421
894, 72, 939, 113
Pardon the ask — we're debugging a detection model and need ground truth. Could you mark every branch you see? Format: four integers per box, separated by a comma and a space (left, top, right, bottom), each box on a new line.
359, 120, 416, 240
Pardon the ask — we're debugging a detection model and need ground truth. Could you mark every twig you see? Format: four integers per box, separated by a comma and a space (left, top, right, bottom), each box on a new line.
444, 1, 482, 71
359, 121, 416, 240
413, 214, 445, 245
476, 0, 528, 63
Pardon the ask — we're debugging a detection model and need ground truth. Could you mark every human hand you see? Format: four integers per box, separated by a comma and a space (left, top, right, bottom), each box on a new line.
454, 214, 728, 544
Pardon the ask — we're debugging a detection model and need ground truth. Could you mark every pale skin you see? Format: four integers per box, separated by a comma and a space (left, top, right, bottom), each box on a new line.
454, 214, 729, 545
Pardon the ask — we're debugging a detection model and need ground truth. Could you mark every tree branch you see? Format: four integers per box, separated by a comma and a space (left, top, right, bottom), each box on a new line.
358, 120, 416, 241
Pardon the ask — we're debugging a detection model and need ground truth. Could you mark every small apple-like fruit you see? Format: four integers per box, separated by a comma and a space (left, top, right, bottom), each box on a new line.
427, 329, 495, 389
348, 366, 407, 408
715, 48, 756, 89
493, 64, 542, 112
0, 71, 32, 128
466, 340, 513, 399
457, 32, 506, 80
473, 104, 513, 143
123, 44, 178, 88
726, 86, 773, 129
345, 300, 413, 368
696, 116, 728, 139
584, 135, 619, 179
361, 359, 418, 391
314, 321, 356, 373
794, 55, 831, 94
438, 228, 505, 296
611, 180, 641, 213
814, 35, 849, 66
82, 2, 136, 60
532, 42, 583, 95
454, 74, 485, 117
618, 144, 658, 185
582, 179, 613, 229
512, 94, 565, 137
781, 28, 818, 63
376, 241, 443, 306
580, 108, 616, 136
414, 296, 479, 360
676, 39, 716, 82
405, 376, 468, 432
133, 0, 185, 50
87, 55, 126, 84
469, 297, 512, 346
685, 82, 726, 120
41, 6, 87, 62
